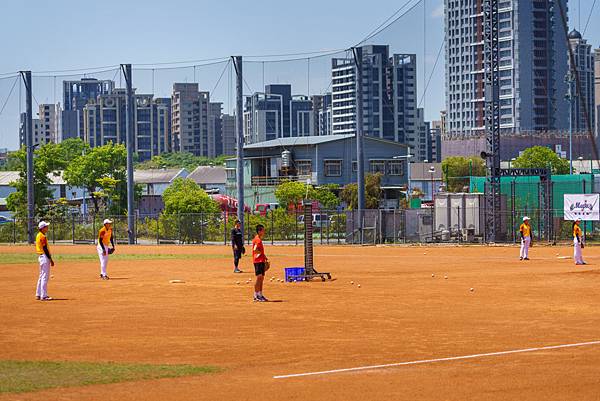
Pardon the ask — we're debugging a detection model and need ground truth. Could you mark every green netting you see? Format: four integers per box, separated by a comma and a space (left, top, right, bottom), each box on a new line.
470, 174, 595, 212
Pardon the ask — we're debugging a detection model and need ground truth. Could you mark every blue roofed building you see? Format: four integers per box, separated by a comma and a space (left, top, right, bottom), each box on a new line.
225, 134, 409, 209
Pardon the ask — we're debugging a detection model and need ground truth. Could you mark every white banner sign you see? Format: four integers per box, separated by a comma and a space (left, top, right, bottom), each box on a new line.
564, 194, 600, 221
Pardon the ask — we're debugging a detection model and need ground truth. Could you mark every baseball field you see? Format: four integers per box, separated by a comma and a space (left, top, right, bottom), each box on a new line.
1, 243, 600, 400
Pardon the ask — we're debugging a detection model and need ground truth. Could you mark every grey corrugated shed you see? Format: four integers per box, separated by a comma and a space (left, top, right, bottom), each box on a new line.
244, 134, 355, 149
0, 171, 20, 185
133, 168, 188, 184
188, 166, 226, 185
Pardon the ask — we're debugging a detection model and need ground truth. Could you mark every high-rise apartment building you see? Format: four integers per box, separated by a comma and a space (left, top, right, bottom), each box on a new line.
594, 48, 600, 137
83, 89, 171, 161
568, 30, 595, 133
221, 114, 236, 156
243, 84, 313, 144
312, 93, 333, 136
19, 104, 61, 147
445, 0, 569, 135
62, 78, 114, 140
208, 102, 223, 158
330, 46, 423, 157
171, 83, 210, 156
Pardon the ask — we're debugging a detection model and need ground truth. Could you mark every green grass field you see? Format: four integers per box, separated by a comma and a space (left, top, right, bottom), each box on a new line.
0, 360, 220, 394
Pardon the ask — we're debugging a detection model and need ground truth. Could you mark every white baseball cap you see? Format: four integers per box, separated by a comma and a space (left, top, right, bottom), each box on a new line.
103, 219, 113, 225
523, 216, 530, 221
38, 221, 50, 229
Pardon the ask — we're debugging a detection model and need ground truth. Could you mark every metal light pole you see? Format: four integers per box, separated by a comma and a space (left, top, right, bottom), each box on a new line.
352, 47, 365, 242
121, 64, 136, 244
20, 71, 35, 243
232, 56, 245, 229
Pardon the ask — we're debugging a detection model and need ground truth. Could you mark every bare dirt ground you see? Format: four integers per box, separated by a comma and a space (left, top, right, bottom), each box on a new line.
1, 243, 600, 401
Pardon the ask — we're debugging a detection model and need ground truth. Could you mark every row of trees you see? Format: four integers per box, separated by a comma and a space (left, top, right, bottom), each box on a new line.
6, 139, 132, 219
6, 143, 572, 220
135, 153, 231, 170
441, 147, 571, 192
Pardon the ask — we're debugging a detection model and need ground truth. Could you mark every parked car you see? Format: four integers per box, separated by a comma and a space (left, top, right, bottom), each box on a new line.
297, 213, 330, 228
0, 216, 12, 225
255, 203, 279, 216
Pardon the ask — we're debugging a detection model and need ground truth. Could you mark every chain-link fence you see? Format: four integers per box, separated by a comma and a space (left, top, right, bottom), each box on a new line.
1, 206, 597, 246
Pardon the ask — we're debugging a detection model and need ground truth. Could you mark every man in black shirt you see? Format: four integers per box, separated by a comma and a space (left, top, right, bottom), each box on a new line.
231, 220, 245, 273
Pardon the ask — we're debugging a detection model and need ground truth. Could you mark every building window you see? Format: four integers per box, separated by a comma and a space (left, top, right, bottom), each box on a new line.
352, 161, 358, 172
370, 160, 386, 174
388, 160, 403, 176
226, 169, 236, 181
296, 160, 312, 176
324, 160, 342, 177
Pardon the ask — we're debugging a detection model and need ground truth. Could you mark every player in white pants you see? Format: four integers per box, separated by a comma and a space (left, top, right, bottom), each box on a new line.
573, 218, 586, 265
97, 219, 115, 279
35, 221, 55, 301
519, 216, 532, 260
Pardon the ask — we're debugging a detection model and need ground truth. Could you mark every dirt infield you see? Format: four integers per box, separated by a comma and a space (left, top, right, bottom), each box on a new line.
1, 244, 600, 400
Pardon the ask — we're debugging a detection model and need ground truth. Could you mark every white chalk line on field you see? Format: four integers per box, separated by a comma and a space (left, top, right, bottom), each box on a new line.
273, 340, 600, 379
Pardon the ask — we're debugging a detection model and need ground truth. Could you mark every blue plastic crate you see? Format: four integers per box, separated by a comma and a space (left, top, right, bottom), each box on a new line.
284, 267, 305, 282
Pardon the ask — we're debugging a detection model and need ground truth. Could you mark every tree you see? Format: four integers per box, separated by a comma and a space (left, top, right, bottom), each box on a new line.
135, 152, 230, 170
512, 146, 570, 175
5, 142, 71, 219
441, 156, 486, 192
340, 173, 383, 209
63, 143, 127, 214
313, 184, 340, 210
274, 181, 311, 209
162, 178, 219, 215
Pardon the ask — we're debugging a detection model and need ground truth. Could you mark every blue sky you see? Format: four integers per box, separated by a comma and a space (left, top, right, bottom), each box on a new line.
0, 0, 597, 150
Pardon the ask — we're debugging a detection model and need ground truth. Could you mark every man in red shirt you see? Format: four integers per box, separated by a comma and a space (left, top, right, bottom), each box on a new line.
252, 224, 269, 302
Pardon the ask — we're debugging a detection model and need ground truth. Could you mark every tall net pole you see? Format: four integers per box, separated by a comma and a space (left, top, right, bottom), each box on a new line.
352, 48, 365, 242
233, 56, 245, 229
121, 64, 136, 244
21, 71, 35, 243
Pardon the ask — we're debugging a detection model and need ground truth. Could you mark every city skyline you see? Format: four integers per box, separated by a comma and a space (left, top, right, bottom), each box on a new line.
0, 0, 597, 150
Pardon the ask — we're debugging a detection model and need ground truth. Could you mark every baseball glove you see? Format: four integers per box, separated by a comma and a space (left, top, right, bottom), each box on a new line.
264, 260, 270, 271
241, 246, 246, 255
108, 248, 115, 255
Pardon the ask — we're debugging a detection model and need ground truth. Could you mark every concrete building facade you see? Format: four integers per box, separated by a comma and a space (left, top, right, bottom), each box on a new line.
568, 30, 595, 134
330, 46, 424, 159
445, 0, 569, 136
62, 78, 114, 140
83, 89, 171, 161
243, 84, 313, 144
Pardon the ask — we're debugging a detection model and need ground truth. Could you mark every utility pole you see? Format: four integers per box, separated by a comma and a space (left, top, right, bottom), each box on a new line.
352, 47, 365, 242
232, 56, 245, 229
121, 64, 135, 244
20, 71, 35, 244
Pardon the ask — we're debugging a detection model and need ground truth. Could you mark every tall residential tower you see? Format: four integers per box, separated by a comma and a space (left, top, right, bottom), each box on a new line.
445, 0, 569, 136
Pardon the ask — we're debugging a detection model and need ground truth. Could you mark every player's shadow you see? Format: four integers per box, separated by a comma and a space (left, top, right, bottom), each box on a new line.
267, 299, 284, 303
44, 298, 69, 301
107, 277, 129, 280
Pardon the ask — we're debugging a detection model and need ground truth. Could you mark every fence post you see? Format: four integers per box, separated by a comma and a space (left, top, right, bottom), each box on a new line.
393, 209, 397, 244
511, 180, 515, 242
271, 210, 274, 245
156, 216, 160, 245
295, 207, 298, 246
326, 211, 330, 245
13, 219, 16, 244
320, 212, 323, 245
337, 211, 341, 245
200, 213, 204, 244
224, 213, 227, 245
